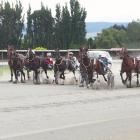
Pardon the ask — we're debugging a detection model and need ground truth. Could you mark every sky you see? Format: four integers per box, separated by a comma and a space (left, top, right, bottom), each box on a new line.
2, 0, 140, 22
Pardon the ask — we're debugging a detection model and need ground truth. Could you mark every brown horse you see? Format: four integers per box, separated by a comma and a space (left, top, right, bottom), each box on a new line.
7, 46, 26, 83
78, 47, 114, 88
94, 58, 110, 81
78, 47, 95, 88
7, 45, 15, 82
120, 48, 140, 88
53, 49, 77, 84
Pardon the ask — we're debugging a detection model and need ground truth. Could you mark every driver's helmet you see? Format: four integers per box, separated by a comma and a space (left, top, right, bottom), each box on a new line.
47, 52, 51, 57
69, 52, 73, 55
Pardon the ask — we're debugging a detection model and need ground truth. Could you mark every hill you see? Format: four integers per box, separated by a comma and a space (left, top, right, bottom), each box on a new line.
86, 22, 128, 38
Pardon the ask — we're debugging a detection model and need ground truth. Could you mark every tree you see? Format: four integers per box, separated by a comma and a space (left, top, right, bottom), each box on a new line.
87, 38, 96, 49
25, 5, 54, 49
0, 1, 24, 49
94, 28, 127, 49
127, 21, 140, 42
23, 5, 33, 49
54, 0, 87, 49
54, 4, 62, 49
61, 5, 71, 49
70, 0, 87, 45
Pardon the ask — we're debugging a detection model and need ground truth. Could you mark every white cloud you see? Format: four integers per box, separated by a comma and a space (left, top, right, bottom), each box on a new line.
1, 0, 140, 22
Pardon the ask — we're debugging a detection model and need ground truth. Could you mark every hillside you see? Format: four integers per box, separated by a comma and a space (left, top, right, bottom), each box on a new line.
86, 22, 128, 38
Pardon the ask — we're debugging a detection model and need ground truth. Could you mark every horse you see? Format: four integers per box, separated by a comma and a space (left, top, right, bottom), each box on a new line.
7, 46, 41, 84
25, 54, 41, 84
40, 56, 53, 80
78, 47, 95, 88
10, 51, 26, 83
78, 47, 114, 88
53, 49, 78, 84
7, 45, 15, 82
120, 48, 140, 88
7, 46, 26, 83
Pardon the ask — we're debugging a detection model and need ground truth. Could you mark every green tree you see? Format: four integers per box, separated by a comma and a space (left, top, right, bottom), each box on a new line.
23, 5, 33, 49
54, 4, 62, 49
0, 1, 24, 49
94, 28, 127, 49
127, 21, 140, 42
70, 0, 87, 45
26, 5, 54, 49
61, 5, 71, 49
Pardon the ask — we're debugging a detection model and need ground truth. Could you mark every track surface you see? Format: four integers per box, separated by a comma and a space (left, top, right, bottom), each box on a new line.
0, 60, 140, 140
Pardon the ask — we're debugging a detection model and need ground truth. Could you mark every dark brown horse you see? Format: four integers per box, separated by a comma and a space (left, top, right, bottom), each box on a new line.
7, 46, 41, 84
78, 47, 114, 88
94, 59, 109, 81
78, 47, 95, 88
7, 45, 15, 82
120, 48, 140, 88
54, 49, 77, 84
7, 46, 26, 83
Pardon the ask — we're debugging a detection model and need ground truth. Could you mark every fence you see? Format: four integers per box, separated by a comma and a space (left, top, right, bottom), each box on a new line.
0, 49, 140, 60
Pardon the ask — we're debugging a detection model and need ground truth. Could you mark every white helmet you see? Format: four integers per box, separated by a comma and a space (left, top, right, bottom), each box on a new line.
47, 52, 51, 56
69, 52, 73, 55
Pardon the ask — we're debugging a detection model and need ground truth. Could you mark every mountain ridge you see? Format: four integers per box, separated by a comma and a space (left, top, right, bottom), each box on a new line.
86, 21, 128, 33
85, 22, 128, 38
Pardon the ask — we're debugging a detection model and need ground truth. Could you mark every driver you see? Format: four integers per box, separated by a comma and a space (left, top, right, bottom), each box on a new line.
98, 54, 111, 73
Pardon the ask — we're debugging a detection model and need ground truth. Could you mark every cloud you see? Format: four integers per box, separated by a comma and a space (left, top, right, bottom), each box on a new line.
2, 0, 140, 22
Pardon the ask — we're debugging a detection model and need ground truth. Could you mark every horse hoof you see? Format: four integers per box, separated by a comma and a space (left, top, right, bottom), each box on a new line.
79, 84, 84, 87
92, 79, 96, 83
13, 81, 17, 84
28, 77, 31, 80
9, 80, 13, 82
61, 83, 64, 85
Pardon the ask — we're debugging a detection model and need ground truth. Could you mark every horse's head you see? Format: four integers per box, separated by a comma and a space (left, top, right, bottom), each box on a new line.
11, 52, 20, 63
119, 47, 128, 59
78, 47, 89, 62
54, 48, 61, 61
7, 45, 15, 59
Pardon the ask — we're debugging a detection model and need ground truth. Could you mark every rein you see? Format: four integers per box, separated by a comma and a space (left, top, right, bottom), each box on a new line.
55, 58, 64, 66
80, 54, 92, 71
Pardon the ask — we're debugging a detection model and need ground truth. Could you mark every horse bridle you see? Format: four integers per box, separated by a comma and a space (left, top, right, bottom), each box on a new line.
80, 53, 92, 71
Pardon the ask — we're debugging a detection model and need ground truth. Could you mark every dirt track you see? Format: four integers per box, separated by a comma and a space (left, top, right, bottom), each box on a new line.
0, 60, 140, 140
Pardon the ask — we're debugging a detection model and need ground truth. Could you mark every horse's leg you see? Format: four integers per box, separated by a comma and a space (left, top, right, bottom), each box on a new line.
127, 72, 132, 88
27, 69, 30, 80
72, 70, 78, 82
60, 71, 65, 85
86, 73, 91, 88
120, 71, 127, 84
33, 70, 40, 84
21, 70, 25, 83
13, 69, 18, 83
36, 69, 40, 84
102, 74, 107, 82
136, 72, 139, 87
79, 70, 85, 87
33, 70, 38, 84
60, 72, 65, 79
20, 70, 23, 82
44, 68, 49, 79
54, 71, 59, 84
130, 72, 132, 88
9, 66, 13, 82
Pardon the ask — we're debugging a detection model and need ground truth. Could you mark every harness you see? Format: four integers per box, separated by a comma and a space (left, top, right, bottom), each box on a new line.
81, 55, 93, 72
55, 58, 63, 66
